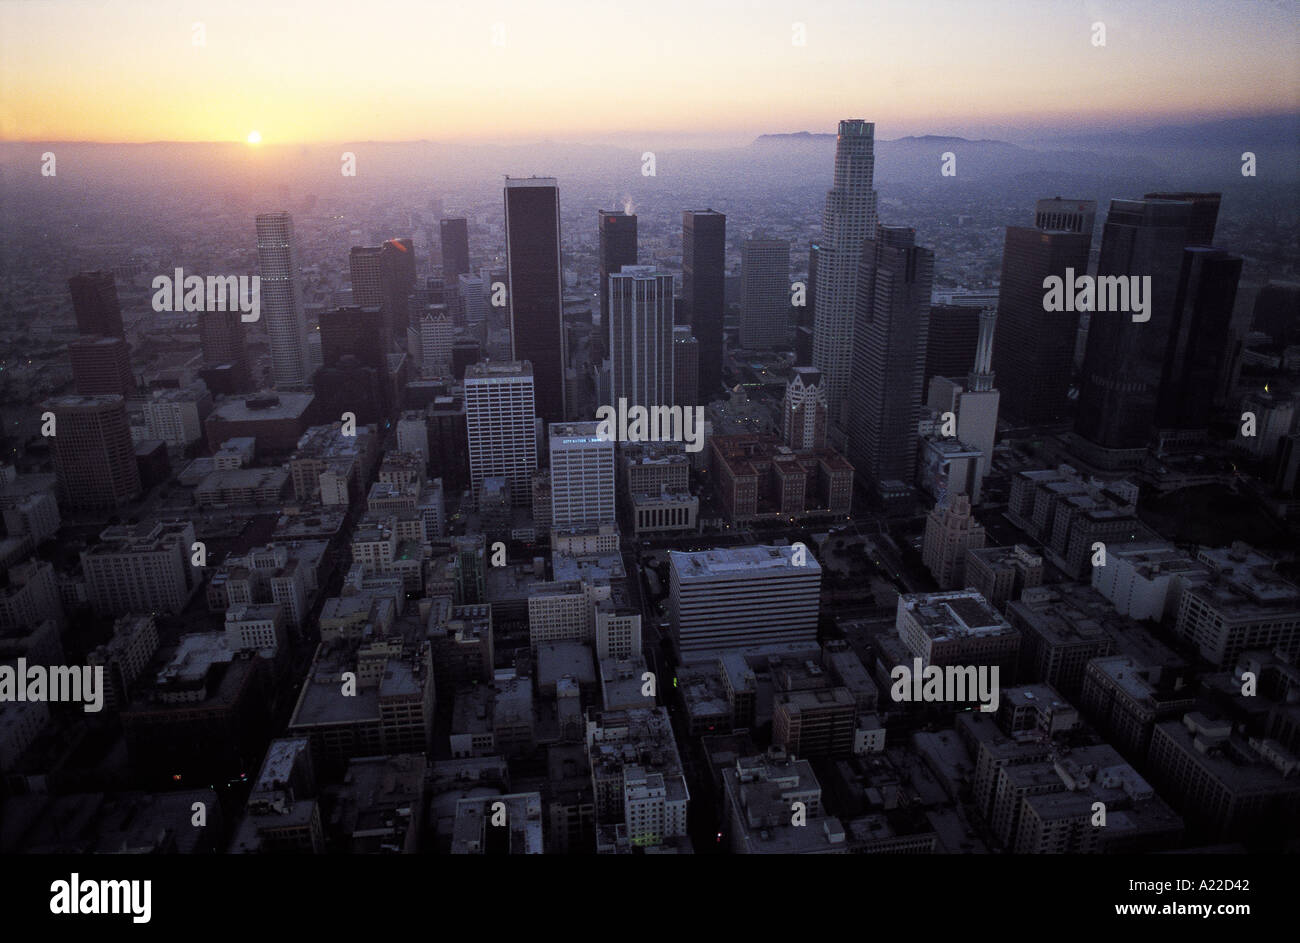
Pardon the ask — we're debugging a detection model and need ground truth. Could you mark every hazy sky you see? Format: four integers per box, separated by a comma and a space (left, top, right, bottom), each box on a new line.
2, 0, 1297, 146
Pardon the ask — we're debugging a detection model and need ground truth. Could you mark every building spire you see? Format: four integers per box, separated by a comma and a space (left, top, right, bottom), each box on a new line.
967, 307, 997, 392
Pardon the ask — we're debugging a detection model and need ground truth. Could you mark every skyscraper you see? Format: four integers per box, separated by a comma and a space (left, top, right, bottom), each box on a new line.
380, 237, 416, 341
608, 266, 674, 411
923, 305, 982, 391
505, 178, 567, 422
464, 360, 538, 506
1155, 247, 1244, 437
599, 210, 637, 330
782, 367, 827, 451
256, 212, 310, 389
672, 327, 699, 409
44, 395, 142, 512
812, 119, 879, 426
681, 210, 726, 401
198, 309, 252, 393
69, 336, 134, 398
68, 271, 125, 339
740, 236, 790, 350
440, 218, 471, 279
548, 421, 615, 529
991, 220, 1093, 425
927, 309, 1001, 502
1143, 192, 1221, 246
349, 239, 415, 346
1033, 198, 1096, 236
1075, 198, 1199, 460
922, 494, 986, 590
846, 226, 933, 488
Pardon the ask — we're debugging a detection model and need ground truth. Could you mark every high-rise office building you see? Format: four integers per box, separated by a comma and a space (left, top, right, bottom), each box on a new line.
927, 309, 1001, 501
381, 237, 416, 341
1143, 192, 1221, 246
320, 306, 388, 372
505, 178, 567, 422
672, 327, 699, 409
923, 305, 982, 391
782, 367, 827, 451
69, 336, 134, 398
682, 210, 726, 401
199, 308, 252, 393
256, 212, 310, 389
440, 218, 471, 279
1155, 247, 1243, 436
68, 271, 125, 340
599, 211, 637, 330
350, 239, 415, 345
548, 421, 615, 529
1033, 198, 1097, 236
812, 119, 879, 426
608, 266, 674, 411
846, 226, 933, 487
992, 220, 1093, 425
464, 360, 538, 506
44, 395, 142, 512
740, 236, 790, 350
669, 545, 821, 663
1075, 198, 1199, 458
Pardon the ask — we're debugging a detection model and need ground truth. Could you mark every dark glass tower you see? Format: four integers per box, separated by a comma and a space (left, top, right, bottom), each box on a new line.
1143, 192, 1221, 246
924, 305, 983, 391
682, 210, 726, 401
68, 271, 125, 340
505, 177, 567, 422
1155, 247, 1243, 434
992, 226, 1092, 424
598, 210, 637, 331
198, 309, 251, 392
440, 218, 470, 279
846, 226, 934, 486
1075, 198, 1198, 454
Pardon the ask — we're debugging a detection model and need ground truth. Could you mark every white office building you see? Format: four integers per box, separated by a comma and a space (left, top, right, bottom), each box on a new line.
549, 422, 615, 529
465, 360, 538, 506
669, 545, 821, 662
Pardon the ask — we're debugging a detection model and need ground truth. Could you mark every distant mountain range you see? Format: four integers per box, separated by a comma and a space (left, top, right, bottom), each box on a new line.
754, 113, 1299, 149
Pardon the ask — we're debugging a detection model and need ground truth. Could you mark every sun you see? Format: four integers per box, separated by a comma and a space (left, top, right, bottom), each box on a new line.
246, 130, 262, 145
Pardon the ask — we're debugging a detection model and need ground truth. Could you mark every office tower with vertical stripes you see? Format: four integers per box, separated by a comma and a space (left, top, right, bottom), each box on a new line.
599, 210, 637, 331
681, 210, 726, 401
505, 178, 567, 422
812, 119, 878, 427
464, 360, 538, 506
740, 236, 790, 350
256, 212, 310, 389
608, 266, 674, 411
846, 226, 933, 488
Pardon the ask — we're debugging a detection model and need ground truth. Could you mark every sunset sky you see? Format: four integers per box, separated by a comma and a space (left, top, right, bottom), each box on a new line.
2, 0, 1296, 146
